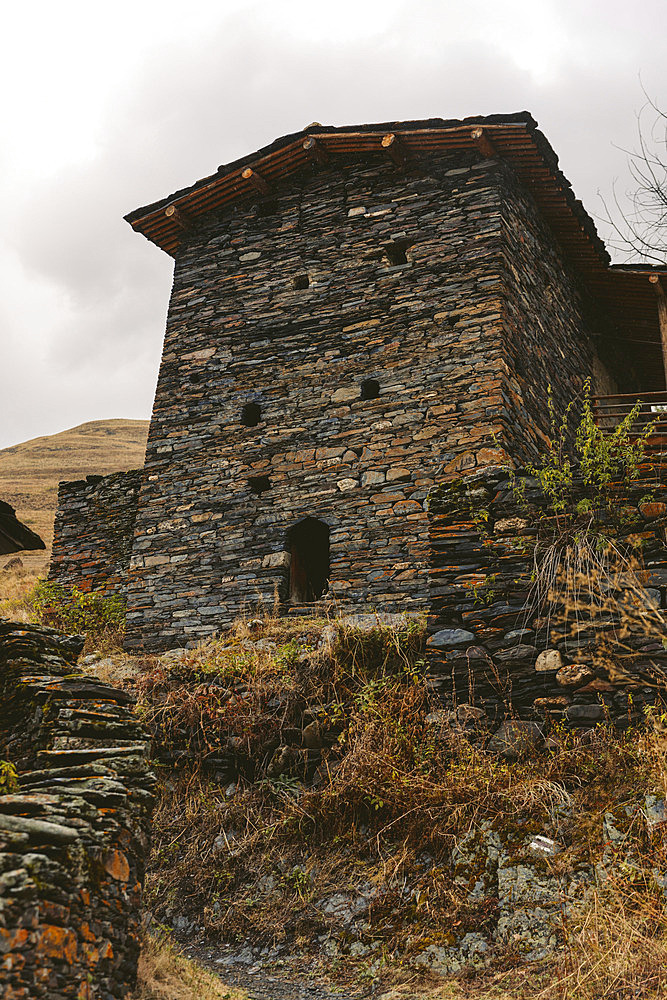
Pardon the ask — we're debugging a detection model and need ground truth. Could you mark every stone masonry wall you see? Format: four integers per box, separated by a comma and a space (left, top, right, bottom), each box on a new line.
0, 620, 155, 998
427, 469, 667, 728
124, 150, 609, 651
496, 166, 617, 464
50, 471, 142, 598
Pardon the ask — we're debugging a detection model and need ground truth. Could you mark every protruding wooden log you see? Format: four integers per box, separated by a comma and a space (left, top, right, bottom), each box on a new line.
164, 204, 191, 229
381, 133, 407, 169
649, 275, 667, 386
303, 136, 329, 165
470, 127, 497, 159
241, 167, 270, 196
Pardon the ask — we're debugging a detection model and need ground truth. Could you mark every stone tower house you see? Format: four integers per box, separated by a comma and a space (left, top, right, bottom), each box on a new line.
49, 113, 666, 651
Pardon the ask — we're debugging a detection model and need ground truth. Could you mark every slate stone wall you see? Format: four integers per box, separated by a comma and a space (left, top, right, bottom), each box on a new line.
0, 620, 155, 998
49, 471, 142, 598
496, 165, 616, 463
427, 469, 667, 727
123, 151, 612, 651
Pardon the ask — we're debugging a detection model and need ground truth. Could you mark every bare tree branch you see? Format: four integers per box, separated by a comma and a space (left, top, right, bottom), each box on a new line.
599, 90, 667, 263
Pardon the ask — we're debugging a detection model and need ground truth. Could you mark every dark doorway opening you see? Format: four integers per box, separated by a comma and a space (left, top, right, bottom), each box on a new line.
287, 518, 330, 603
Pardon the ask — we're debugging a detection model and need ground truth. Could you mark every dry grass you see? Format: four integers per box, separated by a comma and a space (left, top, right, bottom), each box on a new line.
84, 651, 152, 686
0, 565, 40, 611
2, 567, 663, 997
130, 933, 247, 1000
379, 875, 667, 999
135, 614, 666, 986
0, 417, 147, 575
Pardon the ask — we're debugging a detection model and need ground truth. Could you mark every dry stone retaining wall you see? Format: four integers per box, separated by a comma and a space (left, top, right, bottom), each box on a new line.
49, 471, 142, 599
0, 620, 155, 998
427, 468, 667, 729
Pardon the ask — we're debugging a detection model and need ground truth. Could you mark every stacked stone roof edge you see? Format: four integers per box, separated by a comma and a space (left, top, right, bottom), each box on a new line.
125, 111, 538, 222
126, 111, 613, 265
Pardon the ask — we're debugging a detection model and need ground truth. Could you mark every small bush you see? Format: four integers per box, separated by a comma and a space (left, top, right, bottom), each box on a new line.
0, 761, 18, 795
7, 578, 126, 638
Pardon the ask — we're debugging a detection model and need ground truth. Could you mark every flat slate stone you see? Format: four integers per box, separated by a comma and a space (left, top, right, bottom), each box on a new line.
427, 628, 476, 650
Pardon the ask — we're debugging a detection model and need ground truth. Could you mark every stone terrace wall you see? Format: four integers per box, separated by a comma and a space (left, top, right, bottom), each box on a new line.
427, 469, 667, 728
50, 471, 142, 599
126, 151, 539, 651
0, 620, 155, 999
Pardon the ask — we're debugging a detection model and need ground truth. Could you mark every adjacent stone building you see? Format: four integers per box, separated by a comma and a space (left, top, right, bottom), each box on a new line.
49, 113, 667, 650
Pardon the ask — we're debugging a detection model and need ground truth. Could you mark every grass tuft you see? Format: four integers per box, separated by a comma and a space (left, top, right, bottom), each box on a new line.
133, 614, 667, 989
130, 932, 247, 1000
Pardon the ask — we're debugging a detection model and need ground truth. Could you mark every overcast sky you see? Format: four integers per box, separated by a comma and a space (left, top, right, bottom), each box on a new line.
1, 0, 665, 449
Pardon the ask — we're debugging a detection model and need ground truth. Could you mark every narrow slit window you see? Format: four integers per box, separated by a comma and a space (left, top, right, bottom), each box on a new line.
385, 242, 408, 266
360, 378, 380, 401
248, 476, 271, 494
241, 402, 262, 426
292, 273, 310, 290
287, 518, 330, 603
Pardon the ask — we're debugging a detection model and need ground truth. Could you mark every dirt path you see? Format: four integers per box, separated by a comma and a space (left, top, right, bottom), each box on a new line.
216, 968, 373, 1000
185, 944, 378, 1000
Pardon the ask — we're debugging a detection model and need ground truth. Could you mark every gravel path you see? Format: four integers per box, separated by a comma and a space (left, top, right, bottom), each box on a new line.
185, 944, 378, 1000
216, 968, 373, 1000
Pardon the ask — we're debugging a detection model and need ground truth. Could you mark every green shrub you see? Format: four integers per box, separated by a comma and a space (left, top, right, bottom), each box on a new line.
26, 579, 126, 636
0, 761, 19, 795
526, 378, 655, 520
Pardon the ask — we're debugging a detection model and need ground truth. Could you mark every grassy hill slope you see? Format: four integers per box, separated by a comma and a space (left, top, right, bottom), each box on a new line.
0, 419, 148, 575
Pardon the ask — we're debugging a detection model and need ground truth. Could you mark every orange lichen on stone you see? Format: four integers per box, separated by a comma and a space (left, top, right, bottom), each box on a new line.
640, 501, 667, 518
5, 985, 30, 998
2, 952, 26, 973
477, 446, 510, 466
0, 621, 155, 999
35, 924, 77, 963
445, 451, 476, 475
78, 921, 97, 942
80, 942, 100, 968
100, 939, 114, 960
104, 848, 130, 882
0, 928, 29, 951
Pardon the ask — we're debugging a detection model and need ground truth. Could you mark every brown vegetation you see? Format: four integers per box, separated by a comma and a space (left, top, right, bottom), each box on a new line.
131, 932, 246, 1000
128, 612, 667, 996
0, 563, 39, 613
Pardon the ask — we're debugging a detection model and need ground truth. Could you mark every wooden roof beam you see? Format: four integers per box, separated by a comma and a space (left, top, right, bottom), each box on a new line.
164, 204, 192, 229
649, 274, 667, 387
381, 133, 407, 170
241, 167, 270, 196
302, 136, 329, 165
470, 126, 497, 159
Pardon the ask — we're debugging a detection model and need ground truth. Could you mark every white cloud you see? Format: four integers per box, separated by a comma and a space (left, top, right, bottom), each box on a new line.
0, 0, 665, 448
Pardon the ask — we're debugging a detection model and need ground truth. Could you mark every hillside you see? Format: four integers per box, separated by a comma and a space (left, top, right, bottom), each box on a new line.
0, 418, 148, 575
